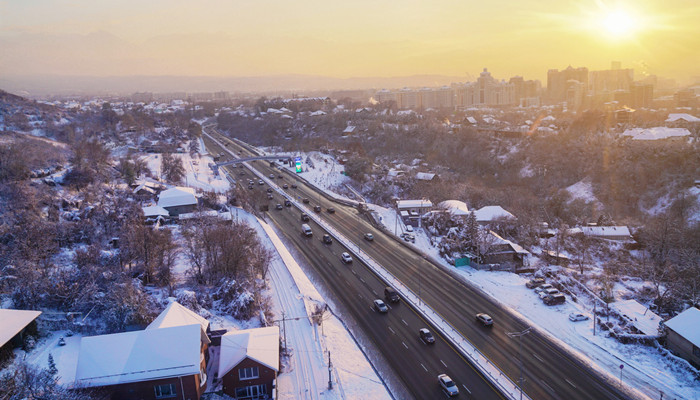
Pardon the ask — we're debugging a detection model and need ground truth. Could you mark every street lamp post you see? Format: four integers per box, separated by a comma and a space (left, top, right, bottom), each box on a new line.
506, 327, 532, 400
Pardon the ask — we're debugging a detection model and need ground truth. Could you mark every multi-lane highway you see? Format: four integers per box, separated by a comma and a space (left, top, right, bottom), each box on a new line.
203, 126, 635, 400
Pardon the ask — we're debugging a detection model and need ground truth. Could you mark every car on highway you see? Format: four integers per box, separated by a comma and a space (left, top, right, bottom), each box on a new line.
239, 171, 245, 176
438, 374, 459, 397
364, 233, 374, 241
278, 174, 283, 179
258, 180, 264, 185
569, 312, 589, 322
340, 252, 352, 263
267, 193, 273, 199
283, 184, 288, 189
419, 328, 435, 344
291, 183, 298, 188
322, 234, 332, 244
327, 207, 336, 214
526, 278, 546, 289
301, 213, 310, 222
475, 313, 494, 327
266, 188, 273, 193
247, 184, 254, 190
275, 204, 283, 210
534, 283, 554, 294
314, 205, 322, 212
301, 224, 313, 237
373, 299, 388, 313
284, 199, 291, 207
302, 198, 310, 204
384, 287, 400, 303
269, 174, 275, 179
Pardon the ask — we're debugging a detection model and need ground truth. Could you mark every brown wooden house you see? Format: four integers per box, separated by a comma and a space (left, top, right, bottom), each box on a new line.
218, 326, 279, 399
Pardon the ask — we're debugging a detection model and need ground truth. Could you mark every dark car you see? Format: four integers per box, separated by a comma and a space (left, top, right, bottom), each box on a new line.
267, 193, 273, 200
266, 188, 273, 193
291, 183, 298, 188
275, 204, 283, 210
278, 174, 283, 179
384, 287, 400, 303
327, 207, 336, 214
284, 199, 291, 207
526, 278, 546, 289
419, 328, 435, 344
322, 234, 333, 244
301, 213, 310, 222
283, 184, 289, 189
475, 313, 494, 327
314, 205, 322, 212
302, 198, 310, 204
247, 184, 254, 190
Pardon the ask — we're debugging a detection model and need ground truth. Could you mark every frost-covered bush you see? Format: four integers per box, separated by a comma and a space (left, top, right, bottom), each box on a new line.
211, 278, 258, 320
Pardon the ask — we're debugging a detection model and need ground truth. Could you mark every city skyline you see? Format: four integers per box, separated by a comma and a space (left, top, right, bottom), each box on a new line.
1, 0, 699, 85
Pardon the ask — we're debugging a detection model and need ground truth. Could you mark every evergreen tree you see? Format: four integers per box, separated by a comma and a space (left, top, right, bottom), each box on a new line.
47, 353, 58, 377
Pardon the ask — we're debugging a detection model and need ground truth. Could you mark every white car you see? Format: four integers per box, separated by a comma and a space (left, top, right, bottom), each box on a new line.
569, 312, 589, 322
438, 374, 459, 397
405, 225, 414, 233
534, 283, 553, 294
373, 299, 388, 313
341, 252, 353, 263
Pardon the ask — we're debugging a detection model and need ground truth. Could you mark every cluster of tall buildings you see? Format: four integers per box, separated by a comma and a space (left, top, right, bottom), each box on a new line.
374, 63, 693, 111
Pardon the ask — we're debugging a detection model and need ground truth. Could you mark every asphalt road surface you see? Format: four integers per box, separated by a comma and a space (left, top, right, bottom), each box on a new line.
203, 127, 634, 400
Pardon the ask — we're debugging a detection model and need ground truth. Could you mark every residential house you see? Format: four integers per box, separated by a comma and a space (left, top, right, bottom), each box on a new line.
473, 206, 516, 225
414, 172, 438, 182
218, 326, 279, 399
436, 200, 470, 218
664, 307, 700, 368
480, 231, 530, 271
75, 324, 208, 400
396, 199, 433, 226
0, 309, 41, 363
142, 205, 170, 225
157, 187, 198, 216
580, 226, 632, 241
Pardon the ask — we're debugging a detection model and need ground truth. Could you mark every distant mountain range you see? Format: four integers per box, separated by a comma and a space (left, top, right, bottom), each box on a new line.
0, 74, 467, 98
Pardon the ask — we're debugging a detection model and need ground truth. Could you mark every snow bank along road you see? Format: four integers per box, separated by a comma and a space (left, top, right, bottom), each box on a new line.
205, 128, 638, 400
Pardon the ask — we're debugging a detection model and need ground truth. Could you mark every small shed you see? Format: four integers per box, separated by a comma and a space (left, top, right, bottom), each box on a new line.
664, 307, 700, 368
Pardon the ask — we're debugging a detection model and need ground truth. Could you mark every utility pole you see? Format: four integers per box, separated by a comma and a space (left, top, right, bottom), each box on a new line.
281, 311, 287, 354
593, 302, 596, 336
506, 327, 532, 400
328, 351, 333, 390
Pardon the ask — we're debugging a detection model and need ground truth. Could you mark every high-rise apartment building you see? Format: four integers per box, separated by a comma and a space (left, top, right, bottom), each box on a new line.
547, 66, 588, 103
453, 68, 516, 107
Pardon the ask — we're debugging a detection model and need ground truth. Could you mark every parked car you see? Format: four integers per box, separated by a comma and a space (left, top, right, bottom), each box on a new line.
373, 299, 388, 313
302, 198, 310, 204
534, 284, 554, 294
364, 233, 374, 241
322, 234, 332, 244
544, 288, 561, 297
526, 278, 546, 289
327, 207, 336, 214
405, 225, 414, 233
314, 205, 322, 212
569, 312, 589, 322
438, 374, 459, 397
475, 313, 494, 327
538, 291, 550, 300
545, 293, 566, 305
384, 287, 400, 303
419, 328, 435, 344
341, 252, 352, 263
301, 213, 309, 222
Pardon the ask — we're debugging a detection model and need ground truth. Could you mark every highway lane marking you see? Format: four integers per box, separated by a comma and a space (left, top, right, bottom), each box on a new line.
540, 380, 556, 395
421, 363, 427, 372
360, 277, 365, 283
402, 341, 408, 349
440, 359, 447, 368
462, 385, 471, 394
372, 290, 377, 296
402, 319, 408, 326
565, 378, 576, 388
388, 326, 395, 335
532, 353, 544, 363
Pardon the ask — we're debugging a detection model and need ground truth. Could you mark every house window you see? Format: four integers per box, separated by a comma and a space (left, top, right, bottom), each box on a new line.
234, 384, 267, 399
238, 366, 259, 380
154, 383, 177, 399
694, 346, 700, 358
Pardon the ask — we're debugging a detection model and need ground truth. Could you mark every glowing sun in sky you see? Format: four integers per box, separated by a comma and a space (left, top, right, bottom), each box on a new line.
602, 9, 638, 38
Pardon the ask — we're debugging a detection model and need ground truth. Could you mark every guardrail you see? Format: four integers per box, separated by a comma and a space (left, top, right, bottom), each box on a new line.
206, 130, 527, 399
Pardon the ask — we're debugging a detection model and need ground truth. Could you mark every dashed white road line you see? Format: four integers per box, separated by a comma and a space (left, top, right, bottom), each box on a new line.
532, 353, 544, 363
402, 342, 408, 349
388, 326, 396, 335
440, 359, 447, 368
401, 319, 408, 326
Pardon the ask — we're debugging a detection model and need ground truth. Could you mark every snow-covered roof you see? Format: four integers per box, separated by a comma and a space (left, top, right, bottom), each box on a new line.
666, 113, 700, 123
665, 307, 700, 347
142, 205, 170, 218
396, 199, 433, 209
487, 231, 529, 255
343, 126, 356, 133
147, 301, 210, 342
438, 200, 469, 216
157, 187, 197, 208
474, 206, 515, 222
609, 300, 662, 336
75, 324, 202, 387
466, 116, 477, 124
218, 326, 279, 378
580, 226, 630, 238
387, 169, 405, 178
178, 210, 231, 221
309, 110, 326, 116
415, 172, 436, 181
133, 183, 155, 195
0, 309, 41, 348
622, 127, 691, 141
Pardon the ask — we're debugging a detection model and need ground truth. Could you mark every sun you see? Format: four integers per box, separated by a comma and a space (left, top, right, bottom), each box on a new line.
603, 9, 637, 38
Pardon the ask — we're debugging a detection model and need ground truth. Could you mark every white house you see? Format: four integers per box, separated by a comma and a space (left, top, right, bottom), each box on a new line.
157, 187, 198, 216
474, 205, 516, 224
664, 307, 700, 368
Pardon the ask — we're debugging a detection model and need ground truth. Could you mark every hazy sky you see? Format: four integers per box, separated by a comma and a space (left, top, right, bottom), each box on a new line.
1, 0, 699, 82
